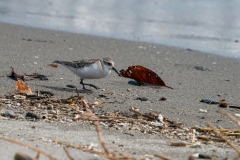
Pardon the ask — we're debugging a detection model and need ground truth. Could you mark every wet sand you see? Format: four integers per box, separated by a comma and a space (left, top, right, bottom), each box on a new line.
1, 22, 240, 159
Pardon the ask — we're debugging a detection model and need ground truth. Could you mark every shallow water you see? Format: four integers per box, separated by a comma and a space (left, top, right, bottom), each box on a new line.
0, 0, 240, 58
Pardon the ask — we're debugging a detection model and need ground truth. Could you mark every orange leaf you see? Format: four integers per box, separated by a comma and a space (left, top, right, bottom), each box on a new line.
14, 80, 34, 95
120, 65, 173, 89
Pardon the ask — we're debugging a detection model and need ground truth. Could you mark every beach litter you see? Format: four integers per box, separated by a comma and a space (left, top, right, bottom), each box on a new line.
49, 63, 58, 68
22, 38, 53, 43
0, 91, 185, 159
14, 80, 33, 95
120, 65, 173, 89
1, 83, 240, 159
189, 153, 211, 159
199, 109, 207, 113
171, 141, 201, 147
175, 63, 211, 71
159, 97, 167, 101
8, 67, 49, 81
136, 96, 148, 101
200, 99, 240, 109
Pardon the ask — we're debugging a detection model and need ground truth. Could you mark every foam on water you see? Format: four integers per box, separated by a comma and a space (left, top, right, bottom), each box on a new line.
0, 0, 240, 58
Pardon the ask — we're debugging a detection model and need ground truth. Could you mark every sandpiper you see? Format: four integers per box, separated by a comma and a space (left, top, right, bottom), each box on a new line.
53, 57, 119, 90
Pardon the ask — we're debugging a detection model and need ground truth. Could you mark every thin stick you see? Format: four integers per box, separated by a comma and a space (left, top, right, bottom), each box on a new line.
63, 146, 74, 160
192, 126, 240, 133
197, 135, 224, 142
0, 136, 57, 160
75, 87, 80, 97
112, 147, 132, 159
206, 122, 240, 155
98, 115, 148, 123
35, 152, 40, 160
154, 154, 171, 160
94, 121, 110, 155
129, 108, 156, 120
54, 140, 117, 160
217, 109, 240, 126
191, 129, 196, 143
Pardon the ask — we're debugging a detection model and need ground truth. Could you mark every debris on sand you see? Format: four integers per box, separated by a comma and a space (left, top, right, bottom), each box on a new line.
14, 80, 33, 95
120, 65, 173, 89
8, 67, 49, 81
1, 90, 240, 159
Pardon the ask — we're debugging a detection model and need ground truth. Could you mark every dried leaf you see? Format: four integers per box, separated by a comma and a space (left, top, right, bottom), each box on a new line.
120, 65, 173, 89
8, 67, 40, 81
24, 73, 48, 80
14, 80, 33, 95
22, 75, 35, 81
8, 67, 24, 80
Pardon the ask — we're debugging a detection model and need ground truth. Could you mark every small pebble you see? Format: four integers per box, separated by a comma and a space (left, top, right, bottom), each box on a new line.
66, 119, 73, 123
6, 104, 12, 107
25, 112, 40, 119
199, 109, 207, 113
47, 104, 53, 110
136, 97, 148, 101
157, 114, 164, 122
62, 117, 67, 121
194, 66, 211, 71
14, 95, 26, 100
235, 114, 240, 117
49, 110, 56, 114
39, 91, 54, 96
66, 84, 76, 88
3, 110, 16, 118
14, 152, 33, 160
5, 100, 11, 104
159, 97, 167, 101
150, 121, 163, 127
35, 103, 41, 108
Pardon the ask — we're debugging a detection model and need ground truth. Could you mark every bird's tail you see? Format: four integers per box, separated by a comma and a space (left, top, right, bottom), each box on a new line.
53, 60, 62, 64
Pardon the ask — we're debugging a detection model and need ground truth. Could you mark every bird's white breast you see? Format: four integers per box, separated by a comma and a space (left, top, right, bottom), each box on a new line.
66, 62, 111, 79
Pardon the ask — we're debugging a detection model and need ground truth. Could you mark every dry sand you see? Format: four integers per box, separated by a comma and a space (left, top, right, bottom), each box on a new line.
1, 22, 240, 159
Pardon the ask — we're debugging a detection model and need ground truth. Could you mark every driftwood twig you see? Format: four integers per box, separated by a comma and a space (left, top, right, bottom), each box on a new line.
206, 122, 240, 155
217, 109, 240, 126
0, 136, 56, 160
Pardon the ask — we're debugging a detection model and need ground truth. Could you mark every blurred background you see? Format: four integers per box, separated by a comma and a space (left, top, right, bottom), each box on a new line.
0, 0, 240, 58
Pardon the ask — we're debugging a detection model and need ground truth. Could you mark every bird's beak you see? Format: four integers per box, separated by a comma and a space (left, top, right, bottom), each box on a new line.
112, 67, 120, 75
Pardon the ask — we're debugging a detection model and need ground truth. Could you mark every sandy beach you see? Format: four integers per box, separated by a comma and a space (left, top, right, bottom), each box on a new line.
1, 22, 240, 159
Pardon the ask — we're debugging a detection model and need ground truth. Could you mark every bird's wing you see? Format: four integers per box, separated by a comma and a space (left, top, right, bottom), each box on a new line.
54, 59, 100, 68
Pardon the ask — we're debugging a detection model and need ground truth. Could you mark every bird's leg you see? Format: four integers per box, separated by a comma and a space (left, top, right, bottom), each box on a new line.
80, 79, 100, 90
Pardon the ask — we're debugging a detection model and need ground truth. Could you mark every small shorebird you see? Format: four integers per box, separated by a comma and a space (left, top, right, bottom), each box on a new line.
53, 57, 119, 90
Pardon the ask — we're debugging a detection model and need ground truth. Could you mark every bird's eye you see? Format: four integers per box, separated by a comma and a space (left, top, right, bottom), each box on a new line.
107, 62, 112, 66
